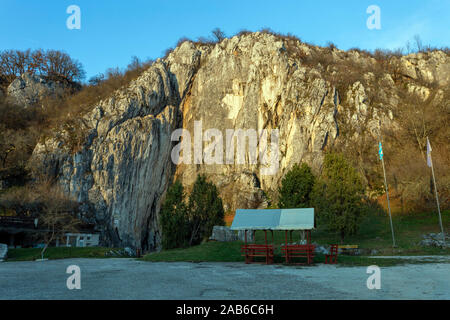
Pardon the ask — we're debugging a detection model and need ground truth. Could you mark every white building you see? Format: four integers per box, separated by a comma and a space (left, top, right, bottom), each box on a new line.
63, 233, 100, 247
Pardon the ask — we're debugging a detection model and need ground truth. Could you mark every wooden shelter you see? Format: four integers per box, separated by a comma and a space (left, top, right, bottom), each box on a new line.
230, 208, 315, 264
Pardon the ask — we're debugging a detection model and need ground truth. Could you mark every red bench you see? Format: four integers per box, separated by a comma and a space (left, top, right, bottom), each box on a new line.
325, 244, 339, 264
241, 244, 274, 264
281, 244, 315, 265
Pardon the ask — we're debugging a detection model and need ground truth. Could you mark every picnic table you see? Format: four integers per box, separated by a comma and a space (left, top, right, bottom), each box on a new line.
241, 244, 274, 264
240, 229, 274, 264
281, 243, 315, 265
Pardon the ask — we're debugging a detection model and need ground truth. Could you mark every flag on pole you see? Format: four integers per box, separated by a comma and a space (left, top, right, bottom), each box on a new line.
427, 137, 432, 167
427, 137, 445, 244
378, 140, 396, 247
378, 142, 383, 160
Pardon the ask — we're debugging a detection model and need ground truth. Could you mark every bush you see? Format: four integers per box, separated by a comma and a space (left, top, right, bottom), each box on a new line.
159, 180, 189, 249
187, 174, 225, 246
160, 175, 225, 249
278, 163, 315, 208
311, 153, 366, 241
0, 97, 43, 169
0, 180, 79, 218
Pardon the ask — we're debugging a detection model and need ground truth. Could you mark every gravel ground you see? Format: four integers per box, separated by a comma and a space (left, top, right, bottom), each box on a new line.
0, 258, 448, 300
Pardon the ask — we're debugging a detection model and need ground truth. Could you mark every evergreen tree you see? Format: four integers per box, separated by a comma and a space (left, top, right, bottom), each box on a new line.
278, 163, 315, 208
311, 153, 366, 242
187, 174, 224, 246
159, 180, 189, 249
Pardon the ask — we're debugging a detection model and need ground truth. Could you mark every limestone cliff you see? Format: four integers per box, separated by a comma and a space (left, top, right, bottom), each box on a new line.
7, 73, 75, 108
30, 33, 450, 251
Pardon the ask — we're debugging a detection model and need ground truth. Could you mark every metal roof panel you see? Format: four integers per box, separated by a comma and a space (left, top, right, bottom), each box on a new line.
230, 208, 314, 230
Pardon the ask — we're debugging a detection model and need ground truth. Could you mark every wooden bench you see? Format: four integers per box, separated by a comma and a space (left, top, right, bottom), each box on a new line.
325, 244, 339, 264
338, 245, 358, 249
241, 244, 274, 264
338, 244, 358, 256
281, 244, 315, 265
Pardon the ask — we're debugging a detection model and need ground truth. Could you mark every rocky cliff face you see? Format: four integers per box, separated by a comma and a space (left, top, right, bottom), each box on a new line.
30, 33, 449, 251
32, 62, 183, 250
7, 73, 72, 108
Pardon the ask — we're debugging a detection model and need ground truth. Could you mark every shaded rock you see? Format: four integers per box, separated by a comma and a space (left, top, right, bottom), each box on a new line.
400, 51, 450, 86
124, 247, 136, 257
7, 73, 72, 107
31, 61, 182, 252
0, 243, 7, 261
209, 226, 238, 242
420, 232, 449, 248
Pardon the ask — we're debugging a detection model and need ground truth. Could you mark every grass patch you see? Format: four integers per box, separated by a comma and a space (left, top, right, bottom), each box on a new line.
144, 211, 449, 265
255, 210, 450, 255
6, 247, 121, 262
143, 242, 418, 267
143, 241, 243, 263
332, 255, 409, 267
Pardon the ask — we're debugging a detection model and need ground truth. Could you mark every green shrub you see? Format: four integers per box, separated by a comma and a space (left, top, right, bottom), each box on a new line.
160, 175, 225, 249
278, 163, 315, 208
159, 180, 189, 249
312, 153, 366, 241
187, 174, 225, 246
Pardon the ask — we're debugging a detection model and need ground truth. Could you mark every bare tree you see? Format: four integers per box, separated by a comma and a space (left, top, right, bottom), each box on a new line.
405, 40, 412, 54
414, 35, 423, 53
43, 50, 85, 82
211, 28, 226, 43
88, 73, 105, 86
127, 56, 143, 72
39, 186, 80, 259
0, 49, 85, 87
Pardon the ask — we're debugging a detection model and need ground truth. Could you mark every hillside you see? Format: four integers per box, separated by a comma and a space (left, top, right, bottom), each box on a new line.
3, 32, 449, 251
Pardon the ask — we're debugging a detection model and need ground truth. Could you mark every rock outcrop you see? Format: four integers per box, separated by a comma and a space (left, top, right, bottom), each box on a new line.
7, 73, 72, 108
399, 51, 450, 86
32, 61, 182, 250
420, 232, 449, 248
30, 33, 449, 251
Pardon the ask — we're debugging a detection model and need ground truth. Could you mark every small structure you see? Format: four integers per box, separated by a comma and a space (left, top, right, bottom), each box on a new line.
209, 226, 238, 242
64, 233, 100, 247
0, 216, 98, 248
230, 208, 315, 265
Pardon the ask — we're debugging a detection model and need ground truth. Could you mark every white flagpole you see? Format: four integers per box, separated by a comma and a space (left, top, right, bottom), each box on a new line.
427, 138, 445, 244
379, 142, 396, 247
382, 157, 396, 248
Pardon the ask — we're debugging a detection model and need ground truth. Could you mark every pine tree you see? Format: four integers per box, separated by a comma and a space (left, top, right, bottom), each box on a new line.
312, 153, 366, 242
278, 163, 315, 208
160, 180, 189, 249
187, 174, 224, 246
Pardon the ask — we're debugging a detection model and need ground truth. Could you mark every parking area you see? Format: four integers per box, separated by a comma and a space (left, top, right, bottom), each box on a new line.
0, 258, 449, 299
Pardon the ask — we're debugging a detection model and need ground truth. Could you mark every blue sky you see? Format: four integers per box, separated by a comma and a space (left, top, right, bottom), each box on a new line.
1, 0, 449, 81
